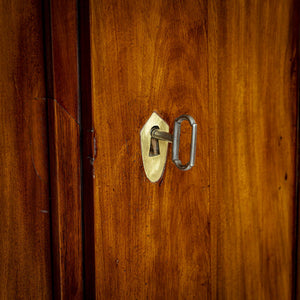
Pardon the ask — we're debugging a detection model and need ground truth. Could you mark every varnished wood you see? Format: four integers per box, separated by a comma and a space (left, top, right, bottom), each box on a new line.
86, 0, 210, 298
44, 0, 83, 297
0, 0, 52, 298
50, 0, 80, 122
208, 0, 299, 299
47, 100, 82, 299
81, 0, 300, 299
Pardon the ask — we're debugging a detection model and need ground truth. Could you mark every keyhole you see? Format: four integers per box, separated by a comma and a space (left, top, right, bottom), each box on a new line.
149, 126, 160, 157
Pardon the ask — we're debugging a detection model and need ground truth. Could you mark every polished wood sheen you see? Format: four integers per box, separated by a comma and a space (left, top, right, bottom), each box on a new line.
82, 0, 300, 299
208, 0, 299, 299
0, 1, 52, 298
47, 100, 82, 299
87, 0, 210, 298
44, 0, 83, 297
1, 0, 298, 298
50, 0, 80, 122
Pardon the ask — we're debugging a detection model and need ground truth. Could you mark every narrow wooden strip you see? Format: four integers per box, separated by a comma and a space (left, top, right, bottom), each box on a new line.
44, 0, 83, 297
47, 99, 82, 298
51, 0, 80, 122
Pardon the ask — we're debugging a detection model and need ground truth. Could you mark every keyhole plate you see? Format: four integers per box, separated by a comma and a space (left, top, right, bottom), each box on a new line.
140, 112, 169, 182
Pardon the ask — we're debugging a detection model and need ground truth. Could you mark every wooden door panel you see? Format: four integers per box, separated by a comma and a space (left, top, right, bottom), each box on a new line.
209, 1, 299, 299
81, 0, 299, 299
0, 1, 52, 298
87, 0, 210, 298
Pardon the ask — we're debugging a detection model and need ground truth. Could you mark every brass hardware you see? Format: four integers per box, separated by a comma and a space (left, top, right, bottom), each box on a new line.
141, 112, 197, 182
140, 112, 169, 182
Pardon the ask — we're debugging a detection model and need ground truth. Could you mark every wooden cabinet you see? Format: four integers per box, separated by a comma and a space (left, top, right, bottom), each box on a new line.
0, 0, 299, 299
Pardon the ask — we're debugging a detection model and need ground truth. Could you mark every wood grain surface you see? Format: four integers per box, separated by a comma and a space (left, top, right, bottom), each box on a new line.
47, 100, 82, 299
44, 0, 83, 298
0, 0, 52, 298
0, 0, 297, 297
87, 0, 210, 298
50, 0, 80, 122
208, 0, 299, 299
81, 0, 300, 299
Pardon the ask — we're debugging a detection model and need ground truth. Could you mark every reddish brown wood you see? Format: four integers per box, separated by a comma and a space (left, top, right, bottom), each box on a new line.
50, 0, 80, 122
208, 0, 299, 299
44, 0, 83, 298
80, 0, 299, 299
47, 100, 82, 299
87, 0, 210, 298
0, 0, 52, 298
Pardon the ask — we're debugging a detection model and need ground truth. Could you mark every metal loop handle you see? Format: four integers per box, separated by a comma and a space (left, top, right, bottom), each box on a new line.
172, 115, 197, 171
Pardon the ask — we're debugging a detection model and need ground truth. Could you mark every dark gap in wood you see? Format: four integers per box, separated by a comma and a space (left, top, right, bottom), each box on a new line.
41, 0, 55, 298
78, 0, 96, 298
77, 0, 86, 295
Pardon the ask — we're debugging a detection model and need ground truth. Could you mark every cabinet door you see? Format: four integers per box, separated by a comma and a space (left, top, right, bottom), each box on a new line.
0, 1, 52, 298
80, 0, 299, 299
